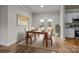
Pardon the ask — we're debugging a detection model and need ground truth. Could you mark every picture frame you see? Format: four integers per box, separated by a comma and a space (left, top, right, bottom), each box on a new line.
17, 13, 29, 26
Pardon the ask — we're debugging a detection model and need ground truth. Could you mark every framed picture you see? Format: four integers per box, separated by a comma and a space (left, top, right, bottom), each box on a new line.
17, 14, 29, 26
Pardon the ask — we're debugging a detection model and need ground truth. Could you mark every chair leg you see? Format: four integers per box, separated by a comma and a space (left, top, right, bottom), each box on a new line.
26, 37, 28, 45
25, 37, 27, 45
30, 37, 32, 45
27, 38, 28, 45
51, 38, 52, 46
43, 39, 45, 46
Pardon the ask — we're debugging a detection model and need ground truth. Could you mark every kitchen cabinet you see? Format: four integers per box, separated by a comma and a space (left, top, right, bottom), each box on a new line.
64, 28, 75, 38
64, 12, 79, 38
72, 13, 79, 19
65, 13, 79, 23
65, 13, 73, 23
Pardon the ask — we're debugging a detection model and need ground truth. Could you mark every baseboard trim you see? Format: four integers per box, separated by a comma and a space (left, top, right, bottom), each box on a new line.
8, 39, 25, 51
16, 39, 25, 43
65, 37, 75, 39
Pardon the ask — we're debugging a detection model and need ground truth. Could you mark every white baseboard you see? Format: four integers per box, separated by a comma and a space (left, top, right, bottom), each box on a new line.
0, 40, 16, 46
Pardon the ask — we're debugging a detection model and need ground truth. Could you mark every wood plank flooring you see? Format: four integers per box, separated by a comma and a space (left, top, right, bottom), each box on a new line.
0, 38, 79, 53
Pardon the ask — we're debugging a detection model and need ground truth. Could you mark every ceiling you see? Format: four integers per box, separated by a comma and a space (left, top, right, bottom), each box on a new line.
23, 5, 61, 14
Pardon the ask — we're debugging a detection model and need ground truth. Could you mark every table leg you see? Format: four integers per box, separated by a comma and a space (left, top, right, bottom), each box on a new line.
34, 33, 36, 40
45, 38, 48, 47
45, 33, 48, 47
26, 32, 29, 45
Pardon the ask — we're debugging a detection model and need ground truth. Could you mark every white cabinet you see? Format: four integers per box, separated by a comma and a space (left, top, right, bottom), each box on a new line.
72, 13, 79, 19
65, 13, 79, 23
64, 28, 75, 38
65, 13, 73, 23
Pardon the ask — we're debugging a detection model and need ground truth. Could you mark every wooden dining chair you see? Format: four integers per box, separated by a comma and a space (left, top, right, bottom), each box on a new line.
25, 28, 32, 45
43, 28, 53, 47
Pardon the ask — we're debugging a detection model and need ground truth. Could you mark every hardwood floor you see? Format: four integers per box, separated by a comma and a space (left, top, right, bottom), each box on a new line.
0, 45, 9, 53
0, 38, 79, 53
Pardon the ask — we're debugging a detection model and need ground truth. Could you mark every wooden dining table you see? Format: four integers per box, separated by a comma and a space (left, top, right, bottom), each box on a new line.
25, 30, 49, 47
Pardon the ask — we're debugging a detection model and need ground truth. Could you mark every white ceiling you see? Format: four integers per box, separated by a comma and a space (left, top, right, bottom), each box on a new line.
23, 5, 61, 14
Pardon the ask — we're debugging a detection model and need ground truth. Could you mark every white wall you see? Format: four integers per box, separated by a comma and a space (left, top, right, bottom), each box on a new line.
7, 6, 17, 45
0, 5, 32, 46
7, 5, 32, 46
32, 13, 60, 27
17, 6, 32, 42
60, 5, 65, 39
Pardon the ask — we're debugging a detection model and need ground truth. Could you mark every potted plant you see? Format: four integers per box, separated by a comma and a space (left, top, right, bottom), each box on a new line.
55, 24, 60, 37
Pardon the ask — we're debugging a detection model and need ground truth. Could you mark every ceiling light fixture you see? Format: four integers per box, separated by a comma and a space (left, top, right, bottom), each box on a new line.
40, 5, 44, 7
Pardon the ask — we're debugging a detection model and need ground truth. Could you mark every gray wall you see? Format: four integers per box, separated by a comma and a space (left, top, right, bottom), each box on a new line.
32, 12, 60, 27
0, 6, 8, 45
0, 6, 2, 42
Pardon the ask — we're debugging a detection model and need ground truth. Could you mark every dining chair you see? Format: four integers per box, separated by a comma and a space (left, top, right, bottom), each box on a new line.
43, 28, 53, 47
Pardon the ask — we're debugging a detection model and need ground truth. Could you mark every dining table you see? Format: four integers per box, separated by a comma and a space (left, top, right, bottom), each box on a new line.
25, 29, 49, 47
